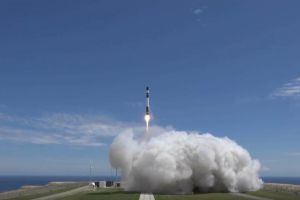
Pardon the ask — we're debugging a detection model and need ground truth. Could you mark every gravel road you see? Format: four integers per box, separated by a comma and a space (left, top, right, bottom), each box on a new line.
32, 186, 89, 200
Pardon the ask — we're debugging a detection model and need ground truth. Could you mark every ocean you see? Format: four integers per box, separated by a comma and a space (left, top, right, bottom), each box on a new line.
0, 176, 300, 193
262, 177, 300, 185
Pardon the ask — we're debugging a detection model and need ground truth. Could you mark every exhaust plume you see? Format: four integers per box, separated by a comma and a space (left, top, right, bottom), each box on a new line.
109, 126, 263, 194
144, 114, 150, 132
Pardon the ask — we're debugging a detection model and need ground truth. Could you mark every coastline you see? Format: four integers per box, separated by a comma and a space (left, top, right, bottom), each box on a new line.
0, 176, 116, 193
0, 182, 87, 200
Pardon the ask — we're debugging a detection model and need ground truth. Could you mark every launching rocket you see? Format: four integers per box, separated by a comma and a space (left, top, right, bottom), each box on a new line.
144, 86, 151, 131
146, 86, 150, 115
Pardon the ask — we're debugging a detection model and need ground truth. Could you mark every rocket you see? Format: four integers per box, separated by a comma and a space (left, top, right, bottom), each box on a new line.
146, 86, 150, 115
144, 86, 151, 131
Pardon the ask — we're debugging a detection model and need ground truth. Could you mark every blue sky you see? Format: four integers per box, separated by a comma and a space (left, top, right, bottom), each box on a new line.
1, 0, 300, 176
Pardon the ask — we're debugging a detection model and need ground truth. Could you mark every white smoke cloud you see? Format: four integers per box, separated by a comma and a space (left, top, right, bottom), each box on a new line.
110, 126, 263, 194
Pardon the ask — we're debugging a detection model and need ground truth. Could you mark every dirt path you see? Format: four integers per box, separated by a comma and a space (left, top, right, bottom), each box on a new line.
32, 186, 89, 200
231, 193, 272, 200
139, 193, 155, 200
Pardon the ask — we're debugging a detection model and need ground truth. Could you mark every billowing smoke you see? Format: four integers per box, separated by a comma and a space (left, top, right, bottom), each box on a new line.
109, 126, 263, 194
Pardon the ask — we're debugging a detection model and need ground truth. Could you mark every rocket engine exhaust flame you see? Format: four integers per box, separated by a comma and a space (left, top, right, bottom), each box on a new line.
144, 114, 151, 132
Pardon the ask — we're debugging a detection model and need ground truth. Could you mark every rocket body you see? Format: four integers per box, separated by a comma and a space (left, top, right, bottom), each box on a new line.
145, 86, 151, 131
146, 86, 150, 115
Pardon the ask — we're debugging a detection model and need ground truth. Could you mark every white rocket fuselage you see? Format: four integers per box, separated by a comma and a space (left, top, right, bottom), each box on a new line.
146, 87, 150, 115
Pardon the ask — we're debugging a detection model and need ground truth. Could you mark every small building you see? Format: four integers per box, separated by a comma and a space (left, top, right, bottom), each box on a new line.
114, 181, 122, 188
99, 181, 106, 188
91, 180, 123, 188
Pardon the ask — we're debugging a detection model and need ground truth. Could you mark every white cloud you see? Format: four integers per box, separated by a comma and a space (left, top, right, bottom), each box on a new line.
193, 8, 203, 15
0, 126, 60, 145
272, 77, 300, 98
192, 6, 207, 24
0, 112, 143, 147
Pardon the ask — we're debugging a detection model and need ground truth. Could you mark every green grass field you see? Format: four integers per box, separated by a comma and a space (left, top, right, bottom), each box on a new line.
248, 190, 300, 200
6, 185, 298, 200
3, 184, 86, 200
59, 191, 247, 200
8, 188, 73, 200
57, 188, 300, 200
155, 193, 248, 200
59, 189, 139, 200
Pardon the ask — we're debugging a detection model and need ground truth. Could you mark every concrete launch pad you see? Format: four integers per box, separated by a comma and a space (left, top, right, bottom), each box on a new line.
139, 193, 155, 200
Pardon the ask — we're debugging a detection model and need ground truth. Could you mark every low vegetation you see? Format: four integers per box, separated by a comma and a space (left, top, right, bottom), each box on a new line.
0, 182, 86, 200
59, 188, 139, 200
2, 182, 300, 200
39, 184, 300, 200
248, 183, 300, 200
155, 193, 248, 200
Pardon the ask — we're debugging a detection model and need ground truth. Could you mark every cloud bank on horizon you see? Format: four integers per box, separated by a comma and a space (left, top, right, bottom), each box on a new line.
110, 126, 263, 194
